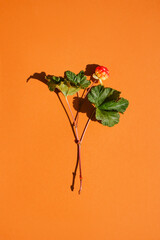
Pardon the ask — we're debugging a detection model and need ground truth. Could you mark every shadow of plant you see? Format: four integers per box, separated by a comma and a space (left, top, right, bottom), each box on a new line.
72, 96, 96, 121
26, 72, 48, 85
26, 64, 99, 192
85, 63, 99, 76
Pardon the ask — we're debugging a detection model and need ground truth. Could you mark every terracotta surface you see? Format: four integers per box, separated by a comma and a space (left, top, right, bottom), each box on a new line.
0, 0, 160, 239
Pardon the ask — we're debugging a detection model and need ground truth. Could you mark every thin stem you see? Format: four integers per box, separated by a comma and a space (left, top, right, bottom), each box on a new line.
78, 143, 82, 194
65, 96, 95, 194
80, 109, 95, 144
65, 96, 79, 140
65, 96, 82, 194
65, 96, 76, 126
56, 91, 76, 140
75, 92, 80, 127
83, 81, 95, 99
70, 144, 79, 191
81, 89, 86, 99
75, 81, 95, 127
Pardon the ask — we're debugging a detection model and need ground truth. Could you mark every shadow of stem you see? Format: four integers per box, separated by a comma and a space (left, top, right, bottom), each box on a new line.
26, 72, 79, 191
70, 144, 79, 191
26, 63, 99, 192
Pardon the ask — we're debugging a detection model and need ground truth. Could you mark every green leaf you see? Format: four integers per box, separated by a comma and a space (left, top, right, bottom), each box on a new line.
99, 98, 129, 113
65, 71, 76, 83
47, 75, 63, 92
65, 70, 90, 90
47, 70, 90, 96
67, 86, 81, 95
56, 81, 80, 96
48, 81, 56, 91
96, 108, 120, 127
106, 89, 121, 101
76, 70, 85, 83
51, 76, 61, 83
87, 85, 113, 107
57, 81, 69, 96
80, 77, 90, 89
88, 85, 129, 127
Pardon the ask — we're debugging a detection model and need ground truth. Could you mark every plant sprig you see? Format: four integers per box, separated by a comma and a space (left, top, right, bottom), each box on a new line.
30, 65, 129, 194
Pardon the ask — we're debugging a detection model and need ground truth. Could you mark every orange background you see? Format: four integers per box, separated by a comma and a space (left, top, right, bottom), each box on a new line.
0, 0, 160, 239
